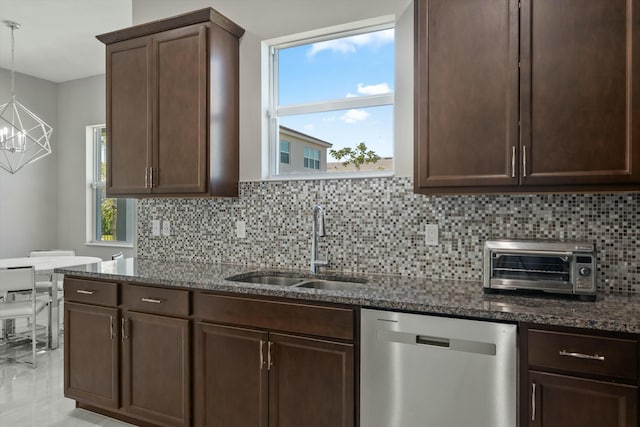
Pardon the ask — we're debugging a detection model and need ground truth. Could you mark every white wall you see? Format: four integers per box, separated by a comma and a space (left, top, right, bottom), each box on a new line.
132, 0, 415, 181
56, 74, 135, 260
0, 68, 59, 257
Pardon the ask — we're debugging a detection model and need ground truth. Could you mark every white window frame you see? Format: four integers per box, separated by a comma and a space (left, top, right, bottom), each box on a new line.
85, 124, 135, 248
264, 16, 396, 180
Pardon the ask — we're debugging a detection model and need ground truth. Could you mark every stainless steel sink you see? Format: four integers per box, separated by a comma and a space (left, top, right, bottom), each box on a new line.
295, 280, 366, 291
231, 275, 305, 286
226, 272, 366, 290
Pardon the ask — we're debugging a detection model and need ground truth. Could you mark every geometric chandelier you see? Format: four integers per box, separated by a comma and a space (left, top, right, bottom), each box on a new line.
0, 20, 52, 174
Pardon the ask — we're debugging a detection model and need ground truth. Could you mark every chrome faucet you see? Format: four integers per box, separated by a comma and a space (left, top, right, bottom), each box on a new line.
311, 205, 328, 273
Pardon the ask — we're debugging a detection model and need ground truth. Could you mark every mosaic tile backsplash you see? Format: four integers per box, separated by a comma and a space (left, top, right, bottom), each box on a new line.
137, 177, 640, 294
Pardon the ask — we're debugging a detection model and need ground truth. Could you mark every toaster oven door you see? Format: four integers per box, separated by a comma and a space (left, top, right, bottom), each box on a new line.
489, 251, 573, 293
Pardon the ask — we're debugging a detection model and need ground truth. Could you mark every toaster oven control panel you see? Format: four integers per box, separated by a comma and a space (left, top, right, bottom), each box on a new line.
574, 256, 595, 292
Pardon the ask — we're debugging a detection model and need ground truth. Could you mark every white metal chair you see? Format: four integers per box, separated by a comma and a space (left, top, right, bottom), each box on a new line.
29, 249, 75, 292
111, 252, 124, 260
0, 267, 50, 367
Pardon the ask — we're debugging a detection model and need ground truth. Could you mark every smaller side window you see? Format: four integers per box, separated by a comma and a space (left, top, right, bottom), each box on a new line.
89, 125, 134, 244
280, 141, 290, 164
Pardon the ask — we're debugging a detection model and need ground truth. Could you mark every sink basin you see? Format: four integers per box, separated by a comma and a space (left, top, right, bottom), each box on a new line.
227, 274, 306, 286
235, 276, 305, 286
295, 280, 366, 291
226, 271, 366, 290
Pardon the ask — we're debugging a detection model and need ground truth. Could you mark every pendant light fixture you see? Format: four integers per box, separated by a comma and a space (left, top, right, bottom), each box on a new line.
0, 20, 52, 174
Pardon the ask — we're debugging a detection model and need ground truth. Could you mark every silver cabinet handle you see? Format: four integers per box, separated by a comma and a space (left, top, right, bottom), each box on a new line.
559, 350, 605, 361
267, 341, 273, 370
145, 167, 148, 188
76, 289, 95, 295
121, 318, 128, 341
522, 145, 527, 177
511, 146, 516, 178
259, 340, 265, 369
141, 297, 163, 304
531, 382, 536, 421
110, 316, 115, 339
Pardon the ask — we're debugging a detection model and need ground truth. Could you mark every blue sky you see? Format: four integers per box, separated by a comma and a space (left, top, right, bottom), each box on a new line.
278, 28, 395, 158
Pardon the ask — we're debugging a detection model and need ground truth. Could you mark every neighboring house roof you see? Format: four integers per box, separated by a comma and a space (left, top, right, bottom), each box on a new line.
279, 126, 333, 148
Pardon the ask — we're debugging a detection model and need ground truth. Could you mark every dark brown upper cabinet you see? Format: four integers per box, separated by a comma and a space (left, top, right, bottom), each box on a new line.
97, 8, 244, 197
415, 0, 640, 194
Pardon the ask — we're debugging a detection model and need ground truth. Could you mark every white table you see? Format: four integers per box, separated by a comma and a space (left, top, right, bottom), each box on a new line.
0, 256, 102, 349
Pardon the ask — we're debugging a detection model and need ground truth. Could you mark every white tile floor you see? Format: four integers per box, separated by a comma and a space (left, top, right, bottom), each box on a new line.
0, 339, 134, 427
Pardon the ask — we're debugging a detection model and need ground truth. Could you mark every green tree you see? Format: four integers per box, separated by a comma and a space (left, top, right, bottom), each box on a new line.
329, 142, 381, 171
101, 198, 117, 239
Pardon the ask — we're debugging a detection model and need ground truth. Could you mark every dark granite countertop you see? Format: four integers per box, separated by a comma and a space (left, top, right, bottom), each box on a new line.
56, 258, 640, 334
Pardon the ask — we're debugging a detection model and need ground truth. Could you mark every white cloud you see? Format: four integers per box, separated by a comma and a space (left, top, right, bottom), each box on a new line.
308, 28, 394, 57
344, 83, 392, 98
341, 109, 370, 124
356, 82, 392, 95
303, 124, 315, 133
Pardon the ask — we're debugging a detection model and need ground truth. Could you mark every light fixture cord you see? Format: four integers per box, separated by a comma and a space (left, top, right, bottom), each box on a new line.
9, 24, 15, 98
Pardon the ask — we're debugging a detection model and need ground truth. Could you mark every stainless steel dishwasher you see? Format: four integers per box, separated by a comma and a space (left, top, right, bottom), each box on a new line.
361, 309, 517, 427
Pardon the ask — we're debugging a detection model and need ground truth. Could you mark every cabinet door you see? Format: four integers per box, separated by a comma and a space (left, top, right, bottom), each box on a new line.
194, 323, 268, 427
152, 24, 208, 194
106, 36, 152, 196
520, 0, 640, 186
529, 371, 638, 427
269, 333, 354, 427
122, 311, 190, 427
414, 0, 520, 192
64, 302, 119, 409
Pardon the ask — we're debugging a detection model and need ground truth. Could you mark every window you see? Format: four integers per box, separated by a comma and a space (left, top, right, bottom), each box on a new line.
280, 140, 290, 164
303, 147, 320, 170
88, 125, 134, 245
268, 19, 395, 177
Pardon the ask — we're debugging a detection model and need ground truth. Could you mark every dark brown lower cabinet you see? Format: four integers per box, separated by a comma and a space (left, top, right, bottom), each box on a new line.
64, 278, 192, 427
269, 333, 354, 427
122, 311, 191, 427
522, 323, 640, 427
194, 323, 354, 427
64, 302, 119, 409
194, 323, 268, 427
529, 371, 637, 427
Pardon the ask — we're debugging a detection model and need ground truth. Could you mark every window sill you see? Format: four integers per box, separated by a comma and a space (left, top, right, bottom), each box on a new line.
256, 170, 394, 183
85, 241, 134, 249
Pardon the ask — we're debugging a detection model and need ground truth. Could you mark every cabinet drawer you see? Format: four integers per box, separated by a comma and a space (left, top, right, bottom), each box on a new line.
122, 284, 189, 317
65, 278, 118, 306
528, 329, 638, 380
195, 293, 355, 341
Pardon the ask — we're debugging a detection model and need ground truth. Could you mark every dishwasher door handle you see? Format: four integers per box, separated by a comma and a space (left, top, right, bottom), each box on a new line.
416, 335, 450, 348
378, 329, 497, 356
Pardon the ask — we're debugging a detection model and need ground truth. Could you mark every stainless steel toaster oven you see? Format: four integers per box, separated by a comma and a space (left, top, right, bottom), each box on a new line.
483, 239, 596, 300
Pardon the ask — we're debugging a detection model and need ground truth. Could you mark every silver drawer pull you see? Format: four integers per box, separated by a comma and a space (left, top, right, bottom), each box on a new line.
559, 350, 605, 361
141, 297, 164, 304
76, 289, 95, 295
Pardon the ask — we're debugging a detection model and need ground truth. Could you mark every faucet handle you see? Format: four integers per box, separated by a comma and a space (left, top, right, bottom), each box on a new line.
321, 247, 329, 265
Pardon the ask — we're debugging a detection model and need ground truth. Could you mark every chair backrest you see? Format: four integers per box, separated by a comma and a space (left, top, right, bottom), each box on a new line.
29, 249, 76, 257
0, 266, 35, 293
111, 252, 124, 260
